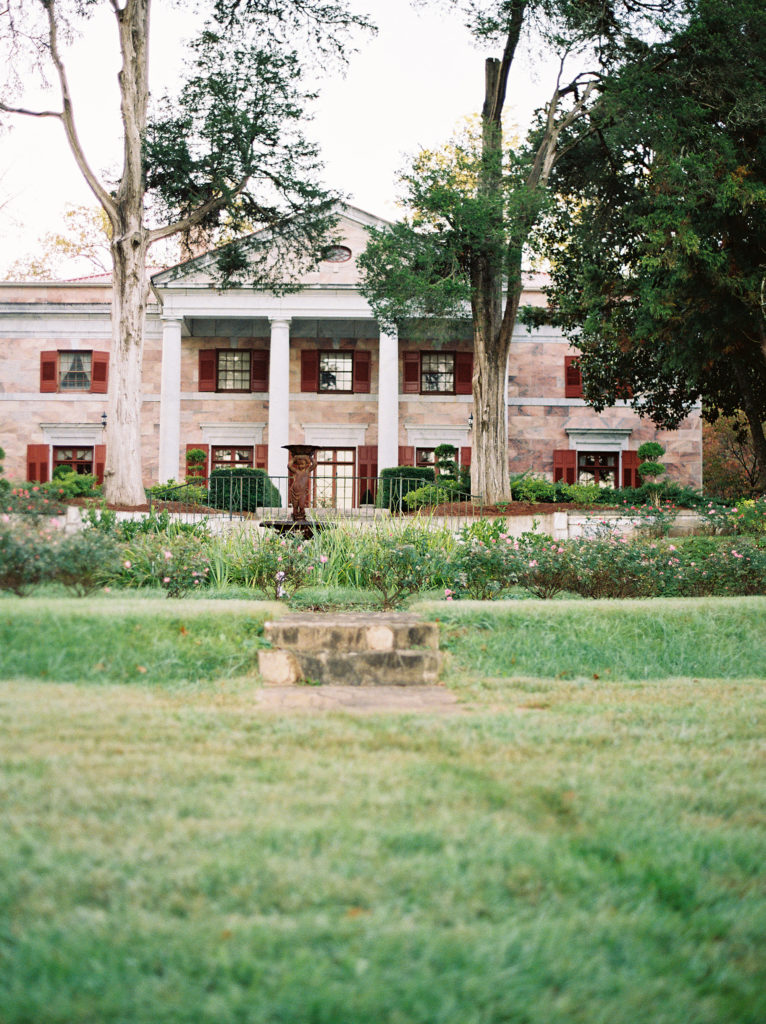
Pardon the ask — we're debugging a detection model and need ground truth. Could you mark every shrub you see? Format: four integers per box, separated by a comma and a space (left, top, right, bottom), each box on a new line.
2, 485, 68, 515
355, 533, 447, 608
207, 468, 281, 514
448, 534, 521, 600
48, 467, 100, 498
185, 447, 207, 478
54, 529, 123, 596
0, 518, 60, 595
228, 532, 320, 598
84, 505, 208, 540
704, 498, 766, 536
147, 480, 209, 504
403, 480, 468, 510
377, 466, 435, 512
111, 534, 213, 598
0, 446, 7, 495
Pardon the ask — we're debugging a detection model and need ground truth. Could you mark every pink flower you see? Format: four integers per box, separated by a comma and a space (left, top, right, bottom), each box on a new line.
669, 545, 677, 551
444, 588, 453, 598
164, 550, 172, 560
103, 587, 111, 593
163, 576, 170, 583
124, 560, 132, 569
320, 555, 328, 564
528, 560, 538, 568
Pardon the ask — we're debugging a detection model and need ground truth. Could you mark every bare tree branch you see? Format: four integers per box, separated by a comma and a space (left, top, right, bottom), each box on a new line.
0, 101, 62, 118
44, 0, 118, 223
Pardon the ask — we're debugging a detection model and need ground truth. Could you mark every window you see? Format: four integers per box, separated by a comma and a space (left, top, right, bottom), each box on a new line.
54, 446, 93, 475
420, 353, 455, 394
564, 356, 583, 398
211, 446, 254, 470
578, 451, 618, 487
40, 351, 109, 394
416, 447, 436, 468
217, 351, 251, 391
59, 352, 92, 391
319, 352, 354, 392
198, 349, 269, 393
300, 349, 371, 394
402, 351, 473, 395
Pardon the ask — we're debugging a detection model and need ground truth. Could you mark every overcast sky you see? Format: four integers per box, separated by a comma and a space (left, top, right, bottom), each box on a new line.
0, 0, 555, 275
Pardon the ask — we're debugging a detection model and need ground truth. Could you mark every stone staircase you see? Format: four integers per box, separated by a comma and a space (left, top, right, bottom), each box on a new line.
258, 613, 442, 686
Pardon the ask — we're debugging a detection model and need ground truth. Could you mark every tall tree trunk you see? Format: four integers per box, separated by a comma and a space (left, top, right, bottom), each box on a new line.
106, 229, 148, 504
103, 0, 151, 505
471, 57, 512, 504
733, 358, 766, 490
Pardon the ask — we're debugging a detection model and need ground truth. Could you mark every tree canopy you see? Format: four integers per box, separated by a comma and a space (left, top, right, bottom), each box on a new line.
359, 0, 691, 503
537, 0, 766, 482
0, 0, 370, 502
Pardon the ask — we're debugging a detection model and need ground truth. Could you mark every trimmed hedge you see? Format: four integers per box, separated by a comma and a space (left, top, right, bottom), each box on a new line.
378, 466, 435, 511
207, 468, 282, 513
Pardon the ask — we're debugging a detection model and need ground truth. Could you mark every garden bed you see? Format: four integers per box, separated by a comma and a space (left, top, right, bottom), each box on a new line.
420, 500, 617, 517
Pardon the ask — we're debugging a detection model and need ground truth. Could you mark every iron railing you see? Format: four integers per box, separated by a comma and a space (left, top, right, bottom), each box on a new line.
147, 474, 486, 529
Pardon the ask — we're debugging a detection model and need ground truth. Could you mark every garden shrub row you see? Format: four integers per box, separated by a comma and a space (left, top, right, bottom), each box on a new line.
1, 515, 765, 605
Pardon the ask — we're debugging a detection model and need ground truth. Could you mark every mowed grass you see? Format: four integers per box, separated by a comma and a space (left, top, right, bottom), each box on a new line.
0, 597, 281, 684
420, 596, 766, 683
1, 596, 765, 1022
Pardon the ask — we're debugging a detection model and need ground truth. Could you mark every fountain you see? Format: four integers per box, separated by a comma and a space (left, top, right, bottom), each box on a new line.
260, 444, 321, 538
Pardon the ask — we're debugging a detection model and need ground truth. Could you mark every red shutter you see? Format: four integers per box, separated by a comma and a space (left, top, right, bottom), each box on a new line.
185, 443, 209, 479
199, 350, 217, 392
622, 450, 639, 488
26, 444, 49, 483
357, 445, 378, 504
251, 350, 269, 392
398, 445, 415, 466
460, 446, 472, 468
300, 349, 319, 392
564, 356, 583, 398
254, 444, 268, 470
94, 445, 106, 485
553, 449, 577, 485
402, 352, 420, 393
353, 350, 371, 394
91, 351, 109, 394
455, 352, 473, 395
40, 352, 58, 393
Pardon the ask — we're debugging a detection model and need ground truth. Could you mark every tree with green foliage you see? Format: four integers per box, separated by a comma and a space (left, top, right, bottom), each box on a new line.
359, 0, 689, 503
538, 0, 766, 488
0, 0, 370, 505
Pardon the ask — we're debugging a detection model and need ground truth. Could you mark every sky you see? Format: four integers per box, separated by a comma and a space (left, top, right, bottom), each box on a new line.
0, 0, 556, 276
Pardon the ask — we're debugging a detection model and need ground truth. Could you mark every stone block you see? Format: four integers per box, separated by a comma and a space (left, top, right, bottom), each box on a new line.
258, 649, 301, 685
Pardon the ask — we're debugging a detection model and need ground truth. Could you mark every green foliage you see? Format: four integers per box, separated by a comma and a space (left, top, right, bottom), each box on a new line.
147, 480, 209, 504
185, 448, 207, 470
354, 531, 447, 608
53, 530, 124, 597
377, 466, 435, 511
207, 469, 281, 513
228, 532, 320, 598
112, 535, 213, 598
0, 519, 59, 596
541, 0, 766, 478
84, 506, 208, 541
704, 498, 766, 536
402, 478, 470, 510
2, 485, 67, 516
48, 468, 100, 498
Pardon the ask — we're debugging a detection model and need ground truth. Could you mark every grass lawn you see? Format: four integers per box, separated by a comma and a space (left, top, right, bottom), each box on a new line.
1, 596, 765, 1023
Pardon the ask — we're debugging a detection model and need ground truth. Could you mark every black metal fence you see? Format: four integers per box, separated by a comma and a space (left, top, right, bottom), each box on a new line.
147, 474, 487, 528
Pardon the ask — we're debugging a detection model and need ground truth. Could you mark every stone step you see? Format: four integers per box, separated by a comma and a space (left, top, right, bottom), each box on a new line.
264, 613, 439, 654
259, 613, 442, 686
258, 647, 442, 686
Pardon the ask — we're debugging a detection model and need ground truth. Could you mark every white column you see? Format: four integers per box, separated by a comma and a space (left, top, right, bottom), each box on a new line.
158, 316, 183, 483
377, 327, 399, 471
268, 317, 291, 500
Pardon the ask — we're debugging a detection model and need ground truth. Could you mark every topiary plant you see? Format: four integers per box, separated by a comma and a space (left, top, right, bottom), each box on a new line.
637, 442, 666, 488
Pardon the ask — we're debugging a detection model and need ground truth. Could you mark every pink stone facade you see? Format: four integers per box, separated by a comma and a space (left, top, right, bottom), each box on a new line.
0, 208, 702, 492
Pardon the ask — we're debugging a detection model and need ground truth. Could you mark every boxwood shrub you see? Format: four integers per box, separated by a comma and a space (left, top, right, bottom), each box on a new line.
207, 469, 282, 513
378, 466, 435, 512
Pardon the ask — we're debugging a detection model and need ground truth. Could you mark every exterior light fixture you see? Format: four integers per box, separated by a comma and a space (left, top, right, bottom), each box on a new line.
468, 412, 474, 430
101, 411, 107, 429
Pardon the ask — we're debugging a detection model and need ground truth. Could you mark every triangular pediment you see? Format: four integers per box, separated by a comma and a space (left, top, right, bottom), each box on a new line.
151, 204, 390, 291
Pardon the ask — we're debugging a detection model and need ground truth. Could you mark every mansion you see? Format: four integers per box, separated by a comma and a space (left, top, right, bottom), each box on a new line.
0, 206, 702, 497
